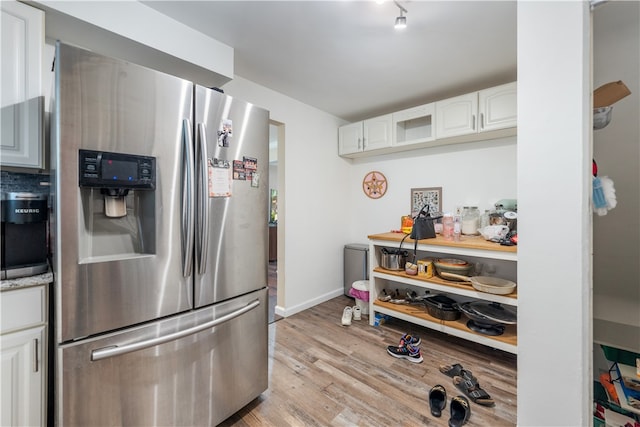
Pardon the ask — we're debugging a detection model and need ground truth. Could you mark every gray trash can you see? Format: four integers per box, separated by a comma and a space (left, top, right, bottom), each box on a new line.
344, 243, 369, 297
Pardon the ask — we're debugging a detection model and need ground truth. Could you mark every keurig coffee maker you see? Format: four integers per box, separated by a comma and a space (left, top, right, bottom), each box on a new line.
1, 192, 49, 279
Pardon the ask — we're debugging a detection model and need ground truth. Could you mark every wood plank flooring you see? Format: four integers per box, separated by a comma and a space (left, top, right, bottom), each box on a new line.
220, 295, 517, 427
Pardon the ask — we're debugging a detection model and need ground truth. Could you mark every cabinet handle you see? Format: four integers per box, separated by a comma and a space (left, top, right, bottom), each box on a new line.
358, 137, 362, 150
362, 137, 366, 150
480, 113, 485, 130
472, 115, 476, 130
33, 338, 39, 373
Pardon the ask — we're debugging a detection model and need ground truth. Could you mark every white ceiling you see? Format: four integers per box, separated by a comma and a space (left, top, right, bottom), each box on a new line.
142, 1, 517, 122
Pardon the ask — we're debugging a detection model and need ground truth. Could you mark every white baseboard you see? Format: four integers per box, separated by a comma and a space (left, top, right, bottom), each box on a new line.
275, 287, 345, 318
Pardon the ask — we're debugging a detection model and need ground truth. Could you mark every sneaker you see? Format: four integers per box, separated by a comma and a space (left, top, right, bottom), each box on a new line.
399, 333, 421, 347
341, 306, 353, 326
352, 305, 362, 321
386, 343, 423, 363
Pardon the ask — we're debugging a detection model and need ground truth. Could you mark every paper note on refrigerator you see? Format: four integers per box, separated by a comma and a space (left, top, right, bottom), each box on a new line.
208, 159, 231, 197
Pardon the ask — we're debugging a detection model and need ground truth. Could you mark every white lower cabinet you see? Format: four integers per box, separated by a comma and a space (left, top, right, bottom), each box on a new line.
1, 325, 46, 427
0, 285, 47, 427
368, 233, 517, 354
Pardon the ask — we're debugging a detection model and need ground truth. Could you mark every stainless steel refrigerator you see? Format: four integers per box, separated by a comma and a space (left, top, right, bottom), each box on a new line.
50, 42, 269, 426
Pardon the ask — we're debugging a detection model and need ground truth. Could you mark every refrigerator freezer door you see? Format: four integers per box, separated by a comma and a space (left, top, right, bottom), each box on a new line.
51, 43, 195, 342
57, 288, 268, 427
194, 86, 270, 307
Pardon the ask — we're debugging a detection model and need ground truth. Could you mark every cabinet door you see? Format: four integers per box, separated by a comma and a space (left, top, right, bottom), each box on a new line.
435, 93, 478, 139
479, 82, 517, 132
338, 121, 363, 155
1, 325, 46, 427
1, 1, 45, 168
363, 113, 392, 151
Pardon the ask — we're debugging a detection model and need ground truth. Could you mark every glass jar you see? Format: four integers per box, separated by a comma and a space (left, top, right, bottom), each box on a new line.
442, 213, 454, 240
479, 209, 490, 229
461, 206, 480, 235
401, 215, 413, 234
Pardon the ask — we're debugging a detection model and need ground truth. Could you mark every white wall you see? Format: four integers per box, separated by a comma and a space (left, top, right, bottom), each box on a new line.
222, 76, 351, 316
518, 2, 592, 425
345, 138, 517, 243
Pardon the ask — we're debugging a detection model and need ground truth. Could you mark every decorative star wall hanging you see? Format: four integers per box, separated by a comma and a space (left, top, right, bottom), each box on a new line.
362, 171, 388, 199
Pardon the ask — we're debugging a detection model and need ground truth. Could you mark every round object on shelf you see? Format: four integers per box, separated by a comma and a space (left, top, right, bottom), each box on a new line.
433, 258, 473, 280
466, 320, 505, 336
468, 302, 517, 324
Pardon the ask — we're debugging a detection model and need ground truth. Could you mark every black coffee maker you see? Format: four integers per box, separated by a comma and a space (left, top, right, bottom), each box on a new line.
1, 192, 49, 279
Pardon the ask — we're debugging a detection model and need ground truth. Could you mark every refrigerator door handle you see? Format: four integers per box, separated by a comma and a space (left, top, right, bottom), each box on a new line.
91, 299, 261, 361
196, 122, 210, 275
182, 118, 195, 277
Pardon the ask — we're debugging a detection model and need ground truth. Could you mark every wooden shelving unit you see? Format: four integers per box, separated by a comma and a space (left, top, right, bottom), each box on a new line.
368, 233, 518, 354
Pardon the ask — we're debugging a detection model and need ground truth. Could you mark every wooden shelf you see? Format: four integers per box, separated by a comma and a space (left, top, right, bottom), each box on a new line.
372, 267, 517, 304
368, 232, 516, 261
373, 300, 517, 354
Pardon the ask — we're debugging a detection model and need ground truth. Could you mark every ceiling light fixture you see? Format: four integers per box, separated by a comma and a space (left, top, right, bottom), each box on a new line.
394, 0, 407, 30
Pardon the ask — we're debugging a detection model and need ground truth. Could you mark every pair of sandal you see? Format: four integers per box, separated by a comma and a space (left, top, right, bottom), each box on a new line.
439, 363, 496, 407
428, 385, 470, 427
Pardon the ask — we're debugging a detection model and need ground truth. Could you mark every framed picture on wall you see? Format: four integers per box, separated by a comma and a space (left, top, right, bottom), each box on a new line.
411, 187, 442, 217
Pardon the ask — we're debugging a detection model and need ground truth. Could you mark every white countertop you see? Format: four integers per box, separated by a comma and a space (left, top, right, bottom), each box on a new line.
1, 271, 53, 291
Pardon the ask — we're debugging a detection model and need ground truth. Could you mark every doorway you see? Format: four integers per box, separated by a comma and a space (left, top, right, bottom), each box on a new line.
268, 121, 284, 323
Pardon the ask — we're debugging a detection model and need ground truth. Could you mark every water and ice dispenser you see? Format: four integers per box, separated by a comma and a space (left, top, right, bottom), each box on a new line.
78, 150, 156, 261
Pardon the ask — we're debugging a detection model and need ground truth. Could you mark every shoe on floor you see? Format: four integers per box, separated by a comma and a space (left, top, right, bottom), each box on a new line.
400, 333, 421, 346
386, 343, 423, 363
448, 395, 471, 427
341, 306, 353, 326
429, 384, 447, 417
352, 305, 362, 321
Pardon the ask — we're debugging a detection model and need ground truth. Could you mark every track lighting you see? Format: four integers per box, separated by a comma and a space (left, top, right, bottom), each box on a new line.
394, 0, 407, 29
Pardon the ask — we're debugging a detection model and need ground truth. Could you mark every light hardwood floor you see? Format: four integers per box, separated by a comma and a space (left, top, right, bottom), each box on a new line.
220, 295, 517, 427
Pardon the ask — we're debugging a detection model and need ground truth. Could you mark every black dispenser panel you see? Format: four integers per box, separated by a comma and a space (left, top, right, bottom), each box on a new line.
79, 150, 156, 190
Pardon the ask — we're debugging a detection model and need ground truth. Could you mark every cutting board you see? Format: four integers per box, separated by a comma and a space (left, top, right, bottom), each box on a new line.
594, 80, 631, 108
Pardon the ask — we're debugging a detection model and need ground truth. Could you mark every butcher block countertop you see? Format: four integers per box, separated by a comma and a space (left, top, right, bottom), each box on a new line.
1, 270, 53, 291
368, 232, 517, 253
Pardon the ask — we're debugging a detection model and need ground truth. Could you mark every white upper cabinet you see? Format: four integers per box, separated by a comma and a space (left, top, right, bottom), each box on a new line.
338, 114, 392, 156
363, 114, 393, 151
1, 1, 45, 169
392, 103, 435, 146
339, 83, 516, 158
435, 93, 478, 139
478, 82, 517, 132
338, 122, 364, 156
436, 82, 517, 139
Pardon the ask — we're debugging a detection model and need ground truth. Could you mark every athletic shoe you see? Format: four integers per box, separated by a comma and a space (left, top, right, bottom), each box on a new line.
386, 343, 423, 363
341, 306, 353, 326
399, 333, 421, 347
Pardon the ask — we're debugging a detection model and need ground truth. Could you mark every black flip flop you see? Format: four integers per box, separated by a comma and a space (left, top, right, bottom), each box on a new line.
448, 395, 471, 427
428, 384, 447, 417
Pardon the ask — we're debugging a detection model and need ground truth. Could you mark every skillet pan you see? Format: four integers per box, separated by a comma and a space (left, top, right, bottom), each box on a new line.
438, 272, 516, 295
